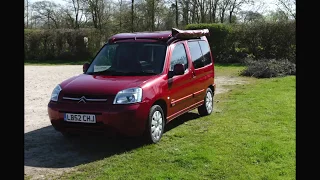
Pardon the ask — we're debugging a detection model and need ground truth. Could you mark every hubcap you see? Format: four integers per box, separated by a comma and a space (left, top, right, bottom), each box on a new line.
205, 91, 213, 113
151, 110, 163, 141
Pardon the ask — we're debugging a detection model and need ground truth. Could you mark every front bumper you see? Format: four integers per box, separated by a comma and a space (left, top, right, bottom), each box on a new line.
48, 101, 150, 136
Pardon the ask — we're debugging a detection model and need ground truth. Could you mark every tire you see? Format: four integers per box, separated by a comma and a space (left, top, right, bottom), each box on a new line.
198, 88, 214, 116
144, 105, 165, 144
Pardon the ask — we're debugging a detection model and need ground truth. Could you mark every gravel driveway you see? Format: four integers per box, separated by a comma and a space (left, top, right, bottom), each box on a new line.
24, 65, 246, 180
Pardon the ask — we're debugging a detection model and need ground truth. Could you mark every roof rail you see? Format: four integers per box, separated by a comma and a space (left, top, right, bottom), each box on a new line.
167, 28, 210, 44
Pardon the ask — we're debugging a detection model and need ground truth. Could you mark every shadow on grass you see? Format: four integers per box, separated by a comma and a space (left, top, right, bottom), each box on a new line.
24, 112, 200, 168
165, 112, 200, 132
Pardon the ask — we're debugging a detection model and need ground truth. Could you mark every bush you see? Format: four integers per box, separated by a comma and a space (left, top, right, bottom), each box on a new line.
185, 23, 236, 63
240, 58, 296, 78
185, 21, 296, 64
24, 28, 110, 62
235, 21, 296, 63
24, 21, 296, 64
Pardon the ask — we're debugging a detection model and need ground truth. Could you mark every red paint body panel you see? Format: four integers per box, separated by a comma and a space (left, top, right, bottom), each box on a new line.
60, 74, 156, 96
48, 29, 215, 137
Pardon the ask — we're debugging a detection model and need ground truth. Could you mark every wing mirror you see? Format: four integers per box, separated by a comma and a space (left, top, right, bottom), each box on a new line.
83, 63, 90, 73
168, 64, 184, 78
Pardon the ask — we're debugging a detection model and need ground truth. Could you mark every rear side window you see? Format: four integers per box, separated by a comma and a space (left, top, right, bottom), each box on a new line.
170, 43, 188, 71
198, 41, 212, 65
187, 41, 204, 69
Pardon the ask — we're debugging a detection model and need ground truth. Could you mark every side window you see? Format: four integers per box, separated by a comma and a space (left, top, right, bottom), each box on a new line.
170, 43, 188, 71
198, 41, 212, 65
187, 41, 204, 69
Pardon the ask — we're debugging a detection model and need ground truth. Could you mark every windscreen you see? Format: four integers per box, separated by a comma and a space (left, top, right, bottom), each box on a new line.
86, 42, 167, 76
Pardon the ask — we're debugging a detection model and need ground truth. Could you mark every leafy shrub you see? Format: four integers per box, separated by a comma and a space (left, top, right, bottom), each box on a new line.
235, 21, 296, 63
24, 21, 296, 64
240, 58, 296, 78
185, 22, 296, 64
185, 23, 236, 63
24, 29, 110, 62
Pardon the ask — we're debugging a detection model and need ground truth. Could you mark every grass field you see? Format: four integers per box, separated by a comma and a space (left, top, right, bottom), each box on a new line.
50, 66, 295, 180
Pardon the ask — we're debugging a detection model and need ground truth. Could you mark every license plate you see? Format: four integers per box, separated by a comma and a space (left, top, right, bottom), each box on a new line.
64, 113, 96, 123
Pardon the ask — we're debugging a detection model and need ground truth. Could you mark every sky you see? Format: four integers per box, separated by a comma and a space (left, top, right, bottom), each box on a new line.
29, 0, 279, 14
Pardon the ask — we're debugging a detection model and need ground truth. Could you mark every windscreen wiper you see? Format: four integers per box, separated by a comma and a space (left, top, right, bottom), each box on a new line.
87, 69, 127, 75
122, 71, 158, 76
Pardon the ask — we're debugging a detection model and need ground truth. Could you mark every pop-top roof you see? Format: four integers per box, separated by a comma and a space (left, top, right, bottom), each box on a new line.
108, 28, 210, 44
171, 28, 210, 39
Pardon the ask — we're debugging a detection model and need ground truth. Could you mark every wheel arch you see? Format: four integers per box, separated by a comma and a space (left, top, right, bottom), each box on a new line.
208, 84, 215, 96
152, 99, 168, 123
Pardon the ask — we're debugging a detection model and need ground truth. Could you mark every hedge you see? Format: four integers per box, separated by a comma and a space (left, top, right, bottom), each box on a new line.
185, 22, 296, 63
235, 22, 296, 63
24, 29, 110, 61
24, 22, 295, 63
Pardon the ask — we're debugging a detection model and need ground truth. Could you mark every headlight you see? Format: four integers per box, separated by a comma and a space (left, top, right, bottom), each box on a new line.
50, 85, 62, 102
113, 87, 142, 104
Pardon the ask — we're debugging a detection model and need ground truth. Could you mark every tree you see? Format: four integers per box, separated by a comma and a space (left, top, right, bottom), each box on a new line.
175, 0, 178, 27
179, 0, 190, 25
151, 0, 155, 31
162, 3, 175, 29
276, 0, 295, 20
209, 0, 219, 23
83, 0, 111, 30
24, 0, 279, 30
25, 0, 31, 28
118, 0, 123, 31
196, 0, 208, 23
64, 0, 84, 28
267, 10, 289, 22
189, 0, 199, 23
142, 0, 161, 31
218, 0, 231, 23
228, 0, 252, 23
239, 10, 264, 23
31, 1, 61, 28
131, 0, 134, 32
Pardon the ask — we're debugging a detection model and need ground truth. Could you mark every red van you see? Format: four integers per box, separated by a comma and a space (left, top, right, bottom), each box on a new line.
48, 28, 216, 143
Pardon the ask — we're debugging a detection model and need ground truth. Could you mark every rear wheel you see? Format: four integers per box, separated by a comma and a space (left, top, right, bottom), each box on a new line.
198, 88, 214, 116
144, 105, 165, 144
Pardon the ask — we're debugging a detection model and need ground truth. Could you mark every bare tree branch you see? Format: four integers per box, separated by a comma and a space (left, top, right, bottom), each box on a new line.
276, 0, 295, 20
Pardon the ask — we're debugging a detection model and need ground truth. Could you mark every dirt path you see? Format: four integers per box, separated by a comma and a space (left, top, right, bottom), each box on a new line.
24, 65, 247, 180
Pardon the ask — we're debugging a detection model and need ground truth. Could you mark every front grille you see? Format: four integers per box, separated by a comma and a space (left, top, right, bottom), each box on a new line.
62, 94, 111, 103
64, 94, 109, 99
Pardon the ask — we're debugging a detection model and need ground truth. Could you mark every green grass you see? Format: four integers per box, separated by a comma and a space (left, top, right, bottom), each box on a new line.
54, 70, 295, 179
215, 63, 246, 76
24, 60, 90, 65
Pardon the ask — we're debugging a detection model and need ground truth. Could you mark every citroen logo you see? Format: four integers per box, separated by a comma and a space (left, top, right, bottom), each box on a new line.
78, 96, 87, 103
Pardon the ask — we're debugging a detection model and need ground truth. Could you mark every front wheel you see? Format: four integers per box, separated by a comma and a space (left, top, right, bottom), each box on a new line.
198, 88, 214, 116
144, 105, 165, 144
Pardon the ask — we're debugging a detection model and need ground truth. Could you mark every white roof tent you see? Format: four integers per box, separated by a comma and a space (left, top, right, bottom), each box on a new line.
167, 28, 210, 44
107, 28, 210, 44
